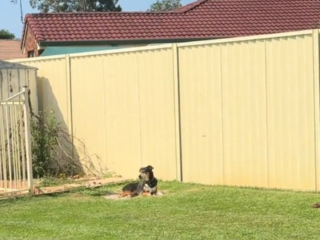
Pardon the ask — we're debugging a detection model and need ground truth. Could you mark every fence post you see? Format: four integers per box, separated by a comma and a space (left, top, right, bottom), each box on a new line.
23, 86, 33, 194
173, 44, 183, 182
65, 55, 74, 159
313, 29, 320, 192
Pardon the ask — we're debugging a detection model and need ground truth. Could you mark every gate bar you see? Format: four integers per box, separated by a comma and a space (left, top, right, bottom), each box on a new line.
22, 87, 33, 193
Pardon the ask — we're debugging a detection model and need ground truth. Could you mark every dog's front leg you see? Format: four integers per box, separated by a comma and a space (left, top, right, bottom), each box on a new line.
149, 186, 157, 195
136, 180, 145, 196
144, 184, 153, 196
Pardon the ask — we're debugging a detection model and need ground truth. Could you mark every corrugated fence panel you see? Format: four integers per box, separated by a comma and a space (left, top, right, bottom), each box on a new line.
9, 29, 319, 190
178, 31, 315, 189
16, 57, 69, 128
70, 55, 108, 174
266, 34, 316, 191
102, 51, 142, 178
220, 40, 268, 188
178, 44, 224, 185
137, 48, 177, 180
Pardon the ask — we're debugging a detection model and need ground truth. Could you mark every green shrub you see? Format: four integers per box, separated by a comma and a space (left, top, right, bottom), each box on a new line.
31, 110, 81, 178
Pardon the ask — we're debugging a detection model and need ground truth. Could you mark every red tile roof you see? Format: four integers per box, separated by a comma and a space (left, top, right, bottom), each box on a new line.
0, 40, 25, 60
22, 0, 320, 44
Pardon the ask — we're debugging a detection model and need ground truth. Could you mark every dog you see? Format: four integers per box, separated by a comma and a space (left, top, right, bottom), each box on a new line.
140, 165, 158, 196
119, 165, 158, 198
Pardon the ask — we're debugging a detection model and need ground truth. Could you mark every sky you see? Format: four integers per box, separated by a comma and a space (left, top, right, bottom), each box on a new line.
0, 0, 195, 39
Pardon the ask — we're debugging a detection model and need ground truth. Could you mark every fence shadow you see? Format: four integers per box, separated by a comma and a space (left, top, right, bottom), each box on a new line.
35, 77, 102, 177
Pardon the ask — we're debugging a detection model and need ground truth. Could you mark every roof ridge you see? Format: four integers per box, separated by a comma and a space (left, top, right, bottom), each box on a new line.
26, 11, 178, 16
174, 0, 209, 12
24, 0, 210, 16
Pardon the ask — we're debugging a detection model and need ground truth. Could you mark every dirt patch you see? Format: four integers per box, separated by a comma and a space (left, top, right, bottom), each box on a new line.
104, 191, 164, 201
33, 177, 129, 196
104, 194, 131, 200
0, 177, 131, 200
83, 177, 128, 188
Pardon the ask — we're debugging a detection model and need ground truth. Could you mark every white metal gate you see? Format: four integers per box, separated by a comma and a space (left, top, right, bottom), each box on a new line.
0, 87, 33, 197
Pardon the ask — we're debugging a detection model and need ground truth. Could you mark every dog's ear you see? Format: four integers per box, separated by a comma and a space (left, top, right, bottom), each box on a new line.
146, 165, 154, 170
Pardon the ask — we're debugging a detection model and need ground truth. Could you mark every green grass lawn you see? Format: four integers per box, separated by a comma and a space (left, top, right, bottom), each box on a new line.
1, 181, 320, 240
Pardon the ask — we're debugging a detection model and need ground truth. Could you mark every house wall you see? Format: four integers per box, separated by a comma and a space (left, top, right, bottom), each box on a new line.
10, 29, 320, 191
38, 44, 148, 56
24, 28, 40, 57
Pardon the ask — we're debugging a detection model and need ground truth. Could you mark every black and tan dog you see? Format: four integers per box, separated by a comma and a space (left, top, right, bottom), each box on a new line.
119, 165, 158, 198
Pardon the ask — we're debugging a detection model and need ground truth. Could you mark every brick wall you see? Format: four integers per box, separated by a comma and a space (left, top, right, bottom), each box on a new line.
24, 27, 39, 57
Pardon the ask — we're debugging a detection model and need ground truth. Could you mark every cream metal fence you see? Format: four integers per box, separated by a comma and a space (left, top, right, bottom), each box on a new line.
0, 87, 33, 197
9, 29, 320, 191
178, 30, 318, 191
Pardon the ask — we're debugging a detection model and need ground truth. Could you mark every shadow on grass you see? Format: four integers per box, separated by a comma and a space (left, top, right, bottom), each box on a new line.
0, 184, 122, 204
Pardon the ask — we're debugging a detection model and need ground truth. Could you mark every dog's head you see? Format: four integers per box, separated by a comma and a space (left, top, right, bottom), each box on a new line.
138, 165, 154, 181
